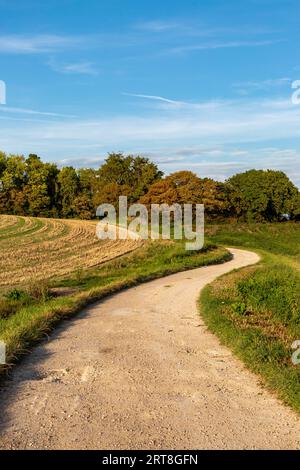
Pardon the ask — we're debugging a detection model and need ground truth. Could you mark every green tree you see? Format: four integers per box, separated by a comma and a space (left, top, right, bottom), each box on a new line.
97, 152, 162, 201
130, 156, 163, 199
226, 170, 299, 221
58, 166, 79, 218
0, 151, 7, 178
1, 154, 26, 192
45, 162, 60, 217
78, 168, 98, 195
77, 168, 97, 216
0, 154, 26, 214
25, 154, 51, 216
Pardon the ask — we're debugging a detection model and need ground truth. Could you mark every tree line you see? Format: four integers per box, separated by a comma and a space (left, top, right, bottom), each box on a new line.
0, 150, 300, 222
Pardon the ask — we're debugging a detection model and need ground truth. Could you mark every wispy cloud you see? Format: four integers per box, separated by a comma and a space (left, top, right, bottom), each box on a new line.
136, 20, 180, 33
50, 146, 300, 187
167, 39, 282, 54
135, 19, 280, 37
233, 77, 291, 95
140, 146, 300, 185
123, 92, 228, 110
2, 95, 300, 147
0, 106, 75, 118
122, 92, 183, 105
48, 58, 98, 75
2, 95, 300, 183
0, 34, 86, 54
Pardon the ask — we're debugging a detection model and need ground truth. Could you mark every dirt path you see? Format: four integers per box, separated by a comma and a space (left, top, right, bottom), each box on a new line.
0, 248, 299, 450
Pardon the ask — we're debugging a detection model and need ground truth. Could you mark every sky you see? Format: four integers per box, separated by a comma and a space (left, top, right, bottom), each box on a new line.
1, 0, 300, 185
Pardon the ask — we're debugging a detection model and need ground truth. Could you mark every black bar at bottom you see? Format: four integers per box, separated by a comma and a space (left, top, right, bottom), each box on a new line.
0, 450, 299, 466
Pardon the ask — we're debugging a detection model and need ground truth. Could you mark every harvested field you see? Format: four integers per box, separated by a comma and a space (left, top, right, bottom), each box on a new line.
0, 215, 140, 289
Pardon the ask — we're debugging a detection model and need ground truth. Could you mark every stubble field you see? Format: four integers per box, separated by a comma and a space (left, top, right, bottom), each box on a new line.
0, 215, 140, 289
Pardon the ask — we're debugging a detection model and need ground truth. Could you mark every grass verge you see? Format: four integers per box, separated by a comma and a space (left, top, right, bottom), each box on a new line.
201, 222, 300, 413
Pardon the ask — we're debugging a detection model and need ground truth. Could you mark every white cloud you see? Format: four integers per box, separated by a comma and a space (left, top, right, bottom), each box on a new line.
233, 77, 291, 95
2, 96, 300, 145
167, 39, 282, 54
139, 146, 300, 186
48, 59, 98, 75
122, 92, 184, 106
0, 35, 85, 54
123, 92, 229, 110
136, 20, 180, 33
0, 106, 75, 118
135, 20, 279, 38
1, 96, 300, 184
48, 146, 300, 187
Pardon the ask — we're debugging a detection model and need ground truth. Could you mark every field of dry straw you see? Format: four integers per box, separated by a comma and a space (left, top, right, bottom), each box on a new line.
0, 215, 140, 290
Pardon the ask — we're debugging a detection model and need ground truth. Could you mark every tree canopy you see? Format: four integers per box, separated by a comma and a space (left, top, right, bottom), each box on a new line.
226, 169, 300, 221
0, 151, 299, 222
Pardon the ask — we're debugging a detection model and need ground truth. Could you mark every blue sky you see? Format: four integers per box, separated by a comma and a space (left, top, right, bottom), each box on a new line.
1, 0, 300, 184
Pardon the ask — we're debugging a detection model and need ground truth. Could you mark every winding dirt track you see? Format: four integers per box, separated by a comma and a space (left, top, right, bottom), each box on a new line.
0, 248, 300, 450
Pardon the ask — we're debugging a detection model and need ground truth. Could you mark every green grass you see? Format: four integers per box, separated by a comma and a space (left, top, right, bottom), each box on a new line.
201, 222, 300, 412
0, 239, 230, 373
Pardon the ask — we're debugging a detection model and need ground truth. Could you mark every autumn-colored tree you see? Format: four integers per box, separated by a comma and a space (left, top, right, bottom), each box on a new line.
141, 171, 228, 219
200, 178, 229, 218
93, 182, 131, 210
11, 188, 29, 215
165, 171, 202, 204
139, 179, 179, 207
72, 193, 94, 220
